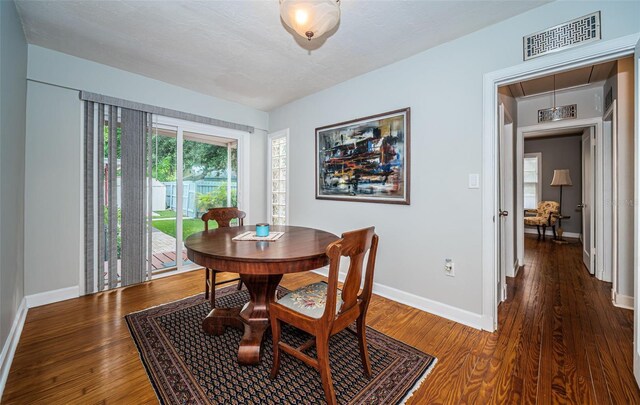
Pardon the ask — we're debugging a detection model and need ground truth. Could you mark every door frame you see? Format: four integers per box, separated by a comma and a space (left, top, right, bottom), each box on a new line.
633, 35, 640, 388
603, 101, 618, 293
515, 119, 601, 274
481, 33, 639, 332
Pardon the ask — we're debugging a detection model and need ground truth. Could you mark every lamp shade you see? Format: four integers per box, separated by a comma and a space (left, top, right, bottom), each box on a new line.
550, 169, 572, 186
280, 0, 340, 41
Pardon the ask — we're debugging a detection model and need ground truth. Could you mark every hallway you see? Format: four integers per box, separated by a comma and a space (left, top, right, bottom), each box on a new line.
498, 235, 640, 403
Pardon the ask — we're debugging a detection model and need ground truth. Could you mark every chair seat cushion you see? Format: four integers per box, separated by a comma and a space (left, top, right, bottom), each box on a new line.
524, 217, 547, 226
276, 281, 342, 319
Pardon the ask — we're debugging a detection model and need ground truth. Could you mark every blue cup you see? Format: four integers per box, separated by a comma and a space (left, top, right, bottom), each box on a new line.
256, 223, 270, 237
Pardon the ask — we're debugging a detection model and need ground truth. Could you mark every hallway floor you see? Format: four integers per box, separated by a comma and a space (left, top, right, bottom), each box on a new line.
490, 235, 640, 404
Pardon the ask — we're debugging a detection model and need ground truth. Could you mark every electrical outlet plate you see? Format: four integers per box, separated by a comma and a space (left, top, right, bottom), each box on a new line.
445, 259, 455, 277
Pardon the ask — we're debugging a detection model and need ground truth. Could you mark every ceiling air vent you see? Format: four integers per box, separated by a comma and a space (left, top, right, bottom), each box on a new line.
524, 11, 601, 61
538, 104, 577, 123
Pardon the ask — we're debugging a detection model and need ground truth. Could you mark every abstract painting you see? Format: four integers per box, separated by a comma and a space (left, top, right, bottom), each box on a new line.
316, 108, 410, 204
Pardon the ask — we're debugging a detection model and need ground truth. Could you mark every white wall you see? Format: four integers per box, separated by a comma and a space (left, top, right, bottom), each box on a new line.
250, 129, 268, 224
28, 46, 269, 131
24, 82, 82, 295
517, 84, 605, 127
24, 46, 269, 296
0, 0, 27, 368
268, 1, 640, 320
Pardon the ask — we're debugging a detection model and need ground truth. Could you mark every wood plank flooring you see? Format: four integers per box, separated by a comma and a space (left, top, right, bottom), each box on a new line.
3, 236, 639, 404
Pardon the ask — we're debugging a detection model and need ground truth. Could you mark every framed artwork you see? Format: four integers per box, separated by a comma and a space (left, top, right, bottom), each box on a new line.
315, 108, 410, 205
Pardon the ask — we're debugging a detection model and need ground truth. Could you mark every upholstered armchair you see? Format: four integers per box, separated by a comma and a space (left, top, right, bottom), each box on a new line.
524, 201, 560, 240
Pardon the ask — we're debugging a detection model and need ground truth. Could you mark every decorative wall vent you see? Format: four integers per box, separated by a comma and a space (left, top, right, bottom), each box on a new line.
524, 12, 601, 61
538, 104, 577, 123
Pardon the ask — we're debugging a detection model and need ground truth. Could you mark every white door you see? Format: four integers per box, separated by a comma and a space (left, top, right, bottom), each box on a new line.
581, 130, 595, 274
503, 122, 515, 279
632, 36, 640, 389
497, 104, 509, 303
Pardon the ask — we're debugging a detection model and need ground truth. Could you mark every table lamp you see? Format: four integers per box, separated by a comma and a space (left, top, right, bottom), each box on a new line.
550, 169, 572, 242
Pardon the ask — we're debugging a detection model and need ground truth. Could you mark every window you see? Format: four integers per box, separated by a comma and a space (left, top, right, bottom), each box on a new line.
268, 130, 289, 225
523, 152, 542, 210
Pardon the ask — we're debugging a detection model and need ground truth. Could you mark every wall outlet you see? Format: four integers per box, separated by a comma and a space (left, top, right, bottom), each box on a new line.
445, 259, 455, 277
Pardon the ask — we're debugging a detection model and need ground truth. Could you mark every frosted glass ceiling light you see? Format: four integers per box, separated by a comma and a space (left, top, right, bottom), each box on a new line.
280, 0, 340, 41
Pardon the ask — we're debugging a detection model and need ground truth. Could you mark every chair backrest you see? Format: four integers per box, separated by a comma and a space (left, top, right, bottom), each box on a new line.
538, 201, 559, 218
201, 207, 246, 230
323, 227, 378, 320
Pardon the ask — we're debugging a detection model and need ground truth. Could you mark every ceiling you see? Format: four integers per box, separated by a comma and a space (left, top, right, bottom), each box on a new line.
507, 60, 616, 98
16, 1, 549, 111
524, 129, 585, 139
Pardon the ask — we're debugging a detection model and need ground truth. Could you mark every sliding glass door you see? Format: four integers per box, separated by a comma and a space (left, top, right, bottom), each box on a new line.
182, 132, 238, 267
84, 100, 251, 293
150, 124, 179, 273
150, 117, 242, 274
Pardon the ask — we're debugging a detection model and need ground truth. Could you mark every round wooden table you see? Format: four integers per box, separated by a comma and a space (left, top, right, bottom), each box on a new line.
185, 225, 339, 365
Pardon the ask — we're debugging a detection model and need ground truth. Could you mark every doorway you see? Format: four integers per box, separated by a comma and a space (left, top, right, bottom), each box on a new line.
483, 35, 638, 332
510, 58, 633, 306
485, 34, 639, 385
150, 117, 246, 277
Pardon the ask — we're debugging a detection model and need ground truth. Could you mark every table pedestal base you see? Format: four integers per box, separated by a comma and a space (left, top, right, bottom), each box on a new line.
202, 273, 283, 365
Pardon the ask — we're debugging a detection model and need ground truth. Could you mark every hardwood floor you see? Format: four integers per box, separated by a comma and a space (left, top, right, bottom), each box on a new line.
3, 236, 639, 404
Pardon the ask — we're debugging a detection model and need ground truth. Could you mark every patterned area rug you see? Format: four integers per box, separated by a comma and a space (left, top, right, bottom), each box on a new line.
126, 285, 437, 404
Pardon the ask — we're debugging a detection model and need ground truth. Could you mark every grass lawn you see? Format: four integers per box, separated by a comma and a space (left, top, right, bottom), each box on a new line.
152, 218, 215, 240
153, 210, 177, 218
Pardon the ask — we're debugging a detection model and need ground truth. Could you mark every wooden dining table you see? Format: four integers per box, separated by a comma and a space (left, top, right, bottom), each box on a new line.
185, 225, 339, 365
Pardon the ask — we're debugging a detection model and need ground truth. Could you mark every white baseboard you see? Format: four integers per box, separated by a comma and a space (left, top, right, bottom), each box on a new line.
479, 315, 495, 331
372, 283, 484, 330
312, 268, 484, 330
513, 260, 521, 277
524, 229, 580, 239
0, 298, 27, 398
25, 286, 79, 308
613, 291, 634, 310
1, 286, 81, 398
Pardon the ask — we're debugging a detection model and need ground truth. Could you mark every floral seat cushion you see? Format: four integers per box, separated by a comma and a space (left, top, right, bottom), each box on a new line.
524, 216, 549, 226
276, 282, 343, 319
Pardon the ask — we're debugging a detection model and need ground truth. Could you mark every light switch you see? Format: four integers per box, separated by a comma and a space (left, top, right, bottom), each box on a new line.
468, 174, 480, 189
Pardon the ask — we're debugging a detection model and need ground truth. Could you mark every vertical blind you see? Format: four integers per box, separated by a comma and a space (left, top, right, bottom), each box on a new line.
84, 101, 153, 293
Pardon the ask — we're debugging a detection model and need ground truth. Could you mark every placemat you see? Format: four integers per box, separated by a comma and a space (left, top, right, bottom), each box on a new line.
232, 231, 285, 241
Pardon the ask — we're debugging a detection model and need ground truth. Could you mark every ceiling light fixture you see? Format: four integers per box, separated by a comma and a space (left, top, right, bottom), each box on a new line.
279, 0, 341, 41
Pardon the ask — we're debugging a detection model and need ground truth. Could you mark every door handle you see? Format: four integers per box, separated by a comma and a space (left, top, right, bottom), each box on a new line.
499, 210, 509, 217
577, 204, 586, 209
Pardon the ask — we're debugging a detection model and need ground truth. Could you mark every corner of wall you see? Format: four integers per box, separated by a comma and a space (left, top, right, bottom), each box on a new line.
0, 1, 28, 397
0, 298, 27, 397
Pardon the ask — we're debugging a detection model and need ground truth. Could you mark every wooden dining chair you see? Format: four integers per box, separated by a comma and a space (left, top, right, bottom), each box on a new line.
270, 226, 379, 405
202, 207, 246, 308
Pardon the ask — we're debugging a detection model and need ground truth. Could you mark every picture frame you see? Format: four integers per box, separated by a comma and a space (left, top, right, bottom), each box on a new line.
315, 108, 410, 205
